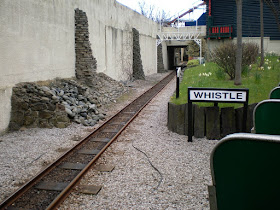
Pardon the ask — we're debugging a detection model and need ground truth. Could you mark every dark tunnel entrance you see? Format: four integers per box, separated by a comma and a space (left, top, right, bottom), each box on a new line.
167, 45, 189, 70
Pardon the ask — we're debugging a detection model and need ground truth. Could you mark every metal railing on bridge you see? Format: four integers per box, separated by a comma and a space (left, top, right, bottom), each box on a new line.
156, 32, 201, 46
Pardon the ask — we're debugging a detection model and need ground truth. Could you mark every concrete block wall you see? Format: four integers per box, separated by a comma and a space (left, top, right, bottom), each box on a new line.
0, 0, 163, 134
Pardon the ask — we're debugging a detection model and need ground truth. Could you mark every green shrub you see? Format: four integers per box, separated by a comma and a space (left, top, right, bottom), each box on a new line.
243, 43, 259, 66
215, 68, 226, 80
213, 42, 259, 80
213, 42, 236, 79
187, 59, 199, 67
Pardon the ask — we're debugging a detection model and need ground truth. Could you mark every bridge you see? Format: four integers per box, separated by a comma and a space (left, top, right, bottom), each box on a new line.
157, 25, 206, 64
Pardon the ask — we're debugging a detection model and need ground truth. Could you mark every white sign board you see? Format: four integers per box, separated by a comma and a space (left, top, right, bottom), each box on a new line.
189, 89, 248, 102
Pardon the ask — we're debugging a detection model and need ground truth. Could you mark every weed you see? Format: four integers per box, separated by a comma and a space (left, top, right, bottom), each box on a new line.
254, 72, 262, 84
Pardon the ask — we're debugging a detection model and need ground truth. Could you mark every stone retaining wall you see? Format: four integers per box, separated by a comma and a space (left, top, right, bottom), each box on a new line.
75, 9, 97, 87
157, 43, 165, 73
132, 28, 145, 80
168, 102, 257, 140
9, 75, 127, 131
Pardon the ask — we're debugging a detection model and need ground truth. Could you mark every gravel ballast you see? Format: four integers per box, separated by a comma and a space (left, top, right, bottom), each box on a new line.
0, 73, 170, 202
60, 75, 219, 209
0, 72, 218, 209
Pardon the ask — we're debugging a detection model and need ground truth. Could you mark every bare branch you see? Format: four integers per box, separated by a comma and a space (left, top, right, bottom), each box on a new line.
137, 0, 171, 23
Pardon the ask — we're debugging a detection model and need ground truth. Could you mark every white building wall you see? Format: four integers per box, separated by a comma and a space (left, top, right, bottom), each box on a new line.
207, 37, 280, 55
0, 0, 161, 134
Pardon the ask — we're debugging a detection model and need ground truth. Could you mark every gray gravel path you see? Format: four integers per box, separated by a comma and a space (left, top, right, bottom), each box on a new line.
59, 76, 218, 210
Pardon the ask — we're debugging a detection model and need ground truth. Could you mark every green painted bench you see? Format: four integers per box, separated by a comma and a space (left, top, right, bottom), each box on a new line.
253, 99, 280, 135
209, 133, 280, 210
269, 87, 280, 99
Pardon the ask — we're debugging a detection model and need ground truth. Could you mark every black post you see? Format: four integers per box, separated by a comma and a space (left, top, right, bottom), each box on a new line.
176, 75, 180, 98
176, 67, 181, 98
188, 102, 193, 142
242, 102, 248, 132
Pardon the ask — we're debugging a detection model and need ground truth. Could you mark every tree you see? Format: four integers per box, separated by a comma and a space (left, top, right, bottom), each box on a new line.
264, 0, 280, 32
188, 39, 206, 57
137, 0, 170, 23
260, 0, 264, 67
235, 0, 243, 85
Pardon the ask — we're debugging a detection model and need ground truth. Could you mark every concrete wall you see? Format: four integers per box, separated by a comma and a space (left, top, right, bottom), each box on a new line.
161, 25, 206, 37
0, 0, 160, 133
161, 41, 169, 70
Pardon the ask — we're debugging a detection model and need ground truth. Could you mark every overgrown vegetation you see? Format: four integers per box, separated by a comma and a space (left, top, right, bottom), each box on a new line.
171, 55, 280, 108
187, 59, 200, 67
187, 39, 206, 57
213, 42, 259, 79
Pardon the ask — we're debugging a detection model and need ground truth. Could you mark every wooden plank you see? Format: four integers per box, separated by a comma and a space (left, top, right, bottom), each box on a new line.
205, 106, 220, 140
123, 111, 136, 114
59, 162, 86, 170
101, 129, 119, 133
194, 105, 205, 138
90, 137, 110, 143
35, 182, 68, 191
109, 122, 126, 126
78, 149, 100, 155
220, 107, 236, 138
78, 185, 102, 195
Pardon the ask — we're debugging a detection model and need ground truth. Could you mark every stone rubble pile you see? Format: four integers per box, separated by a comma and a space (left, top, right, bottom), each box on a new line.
48, 79, 106, 126
9, 73, 128, 131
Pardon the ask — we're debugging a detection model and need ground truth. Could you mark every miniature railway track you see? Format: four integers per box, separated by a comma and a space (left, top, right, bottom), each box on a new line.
0, 71, 175, 210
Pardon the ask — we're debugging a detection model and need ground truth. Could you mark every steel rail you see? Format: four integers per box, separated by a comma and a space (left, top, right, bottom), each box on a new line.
0, 71, 175, 210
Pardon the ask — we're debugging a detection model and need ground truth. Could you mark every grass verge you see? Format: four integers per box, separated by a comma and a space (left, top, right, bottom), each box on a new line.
171, 56, 280, 108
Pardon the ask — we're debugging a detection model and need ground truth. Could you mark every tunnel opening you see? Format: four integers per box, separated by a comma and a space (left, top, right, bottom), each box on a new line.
167, 45, 189, 70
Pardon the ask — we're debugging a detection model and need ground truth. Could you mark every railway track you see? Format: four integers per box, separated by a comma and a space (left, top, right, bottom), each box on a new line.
0, 71, 175, 210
